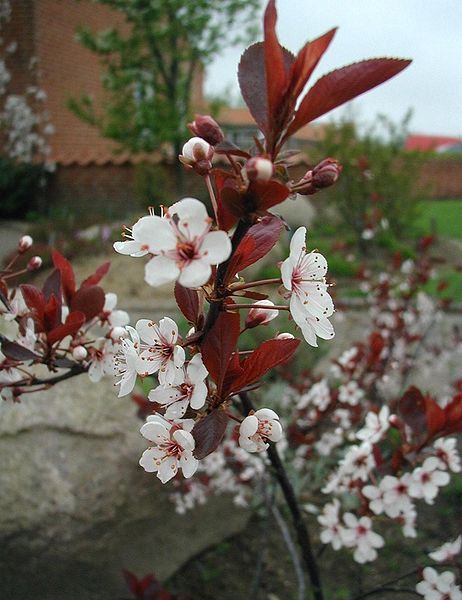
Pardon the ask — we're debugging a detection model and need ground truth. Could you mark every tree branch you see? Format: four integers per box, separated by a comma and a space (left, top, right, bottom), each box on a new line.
239, 391, 325, 600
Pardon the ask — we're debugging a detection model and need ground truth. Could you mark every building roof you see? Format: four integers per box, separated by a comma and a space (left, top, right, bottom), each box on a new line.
218, 106, 326, 141
405, 134, 462, 152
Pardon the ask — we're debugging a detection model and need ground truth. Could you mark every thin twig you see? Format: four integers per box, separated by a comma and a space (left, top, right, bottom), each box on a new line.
271, 502, 306, 600
239, 391, 324, 600
350, 568, 419, 600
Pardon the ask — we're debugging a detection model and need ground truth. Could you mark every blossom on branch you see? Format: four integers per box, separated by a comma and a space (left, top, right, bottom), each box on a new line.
148, 353, 208, 419
139, 416, 198, 483
114, 198, 231, 288
136, 317, 185, 386
280, 226, 335, 346
239, 408, 282, 453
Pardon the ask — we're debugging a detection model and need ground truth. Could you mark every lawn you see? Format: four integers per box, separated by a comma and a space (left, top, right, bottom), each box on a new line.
417, 198, 462, 239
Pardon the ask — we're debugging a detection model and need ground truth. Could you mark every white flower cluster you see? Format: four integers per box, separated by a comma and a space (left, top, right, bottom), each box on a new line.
0, 6, 54, 166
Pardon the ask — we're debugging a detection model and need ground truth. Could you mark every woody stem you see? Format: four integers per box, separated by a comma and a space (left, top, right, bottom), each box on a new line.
229, 278, 282, 292
205, 175, 218, 222
239, 391, 325, 600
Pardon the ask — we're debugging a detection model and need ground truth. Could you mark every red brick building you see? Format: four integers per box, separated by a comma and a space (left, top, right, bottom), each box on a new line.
3, 0, 461, 215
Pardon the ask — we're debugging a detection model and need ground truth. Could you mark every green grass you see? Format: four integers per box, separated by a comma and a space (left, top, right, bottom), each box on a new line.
416, 199, 462, 239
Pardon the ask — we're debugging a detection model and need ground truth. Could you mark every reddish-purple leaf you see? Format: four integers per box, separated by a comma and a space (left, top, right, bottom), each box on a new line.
214, 170, 242, 231
425, 397, 446, 437
42, 269, 62, 305
252, 179, 290, 211
80, 261, 111, 288
47, 311, 85, 346
174, 282, 201, 326
0, 338, 42, 361
221, 352, 244, 397
238, 43, 294, 135
214, 141, 251, 159
264, 0, 288, 124
286, 58, 411, 138
20, 284, 45, 330
52, 249, 76, 305
44, 294, 61, 331
70, 285, 105, 322
288, 28, 337, 102
399, 386, 427, 435
53, 357, 78, 368
445, 394, 462, 434
192, 410, 228, 459
231, 337, 300, 391
225, 214, 284, 280
201, 311, 240, 394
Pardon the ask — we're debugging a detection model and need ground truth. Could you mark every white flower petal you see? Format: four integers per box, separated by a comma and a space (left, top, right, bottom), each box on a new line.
201, 231, 232, 264
145, 255, 179, 287
178, 259, 212, 288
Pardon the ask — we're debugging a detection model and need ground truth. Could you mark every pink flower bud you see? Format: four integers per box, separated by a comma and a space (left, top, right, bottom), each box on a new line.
179, 137, 214, 175
188, 114, 224, 146
27, 256, 42, 271
245, 300, 278, 329
18, 235, 33, 253
292, 158, 342, 195
72, 345, 88, 361
242, 157, 273, 183
275, 332, 295, 340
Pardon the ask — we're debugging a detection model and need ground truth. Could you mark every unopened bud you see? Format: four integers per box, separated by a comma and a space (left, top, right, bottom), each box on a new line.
275, 332, 295, 340
72, 345, 88, 361
245, 300, 278, 329
188, 114, 224, 146
242, 157, 273, 184
292, 158, 342, 195
27, 256, 42, 271
110, 326, 128, 341
179, 137, 214, 175
18, 235, 33, 253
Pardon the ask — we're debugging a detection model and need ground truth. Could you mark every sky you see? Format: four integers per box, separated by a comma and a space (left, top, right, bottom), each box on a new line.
205, 0, 462, 137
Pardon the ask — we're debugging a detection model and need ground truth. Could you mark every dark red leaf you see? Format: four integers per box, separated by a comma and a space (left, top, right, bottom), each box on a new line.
70, 285, 105, 322
444, 393, 462, 434
399, 386, 427, 435
201, 311, 240, 394
264, 0, 288, 124
53, 357, 78, 368
192, 410, 228, 459
286, 58, 412, 137
214, 141, 251, 159
52, 250, 76, 304
214, 170, 242, 231
44, 294, 61, 331
425, 397, 446, 437
174, 282, 201, 326
252, 179, 290, 211
0, 337, 41, 361
238, 43, 269, 133
81, 261, 111, 288
42, 269, 62, 305
231, 337, 300, 391
288, 28, 337, 102
47, 311, 85, 346
221, 352, 244, 397
20, 284, 45, 330
238, 43, 294, 135
225, 214, 284, 280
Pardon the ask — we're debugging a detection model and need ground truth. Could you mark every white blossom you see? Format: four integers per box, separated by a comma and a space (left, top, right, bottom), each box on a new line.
139, 416, 198, 483
416, 567, 462, 599
239, 408, 282, 453
280, 227, 335, 347
149, 353, 208, 419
